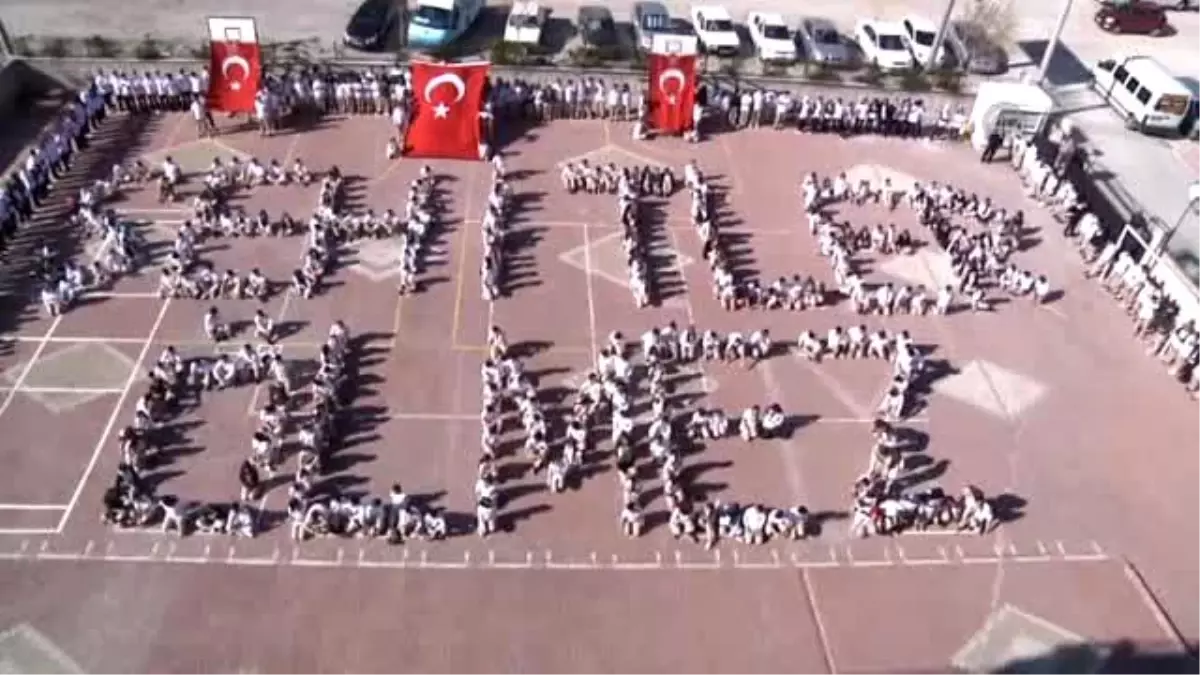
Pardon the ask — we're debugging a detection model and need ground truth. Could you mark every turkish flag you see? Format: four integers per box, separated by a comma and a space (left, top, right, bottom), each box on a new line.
647, 53, 697, 135
208, 40, 262, 113
405, 61, 490, 161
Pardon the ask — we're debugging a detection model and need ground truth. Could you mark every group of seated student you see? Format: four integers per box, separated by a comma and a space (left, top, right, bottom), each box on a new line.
568, 325, 810, 547
645, 323, 770, 363
801, 169, 1051, 315
559, 161, 677, 198
392, 165, 439, 294
151, 152, 313, 207
681, 161, 740, 311
475, 326, 555, 535
796, 325, 914, 363
480, 158, 514, 301
100, 332, 290, 536
284, 322, 444, 542
152, 162, 338, 303
852, 420, 996, 537
615, 165, 655, 307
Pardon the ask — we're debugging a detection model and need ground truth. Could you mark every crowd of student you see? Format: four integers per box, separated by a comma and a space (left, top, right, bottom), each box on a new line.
10, 58, 1184, 548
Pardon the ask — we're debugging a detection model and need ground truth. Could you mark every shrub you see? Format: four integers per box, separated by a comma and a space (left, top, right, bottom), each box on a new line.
188, 41, 211, 60
567, 46, 608, 68
894, 67, 931, 92
932, 69, 964, 93
853, 62, 883, 86
761, 61, 790, 78
83, 35, 118, 57
803, 61, 841, 82
134, 34, 163, 60
41, 37, 70, 58
10, 35, 33, 56
489, 41, 528, 66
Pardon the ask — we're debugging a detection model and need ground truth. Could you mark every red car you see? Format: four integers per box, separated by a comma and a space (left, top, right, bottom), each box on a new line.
1094, 0, 1170, 35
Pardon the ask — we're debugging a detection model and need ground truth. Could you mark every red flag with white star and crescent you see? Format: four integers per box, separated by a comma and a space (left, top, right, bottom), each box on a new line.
647, 53, 697, 135
208, 39, 261, 113
405, 61, 490, 161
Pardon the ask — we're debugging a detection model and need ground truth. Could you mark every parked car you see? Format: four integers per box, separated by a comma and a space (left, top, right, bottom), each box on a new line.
690, 5, 741, 56
407, 0, 483, 50
900, 15, 950, 66
503, 1, 545, 46
1094, 0, 1170, 34
854, 19, 913, 70
944, 20, 1008, 74
343, 0, 402, 51
747, 12, 796, 62
796, 16, 851, 65
633, 1, 672, 51
577, 5, 619, 49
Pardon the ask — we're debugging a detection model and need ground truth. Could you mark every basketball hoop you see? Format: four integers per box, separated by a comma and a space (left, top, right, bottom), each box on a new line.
224, 27, 243, 43
663, 38, 682, 54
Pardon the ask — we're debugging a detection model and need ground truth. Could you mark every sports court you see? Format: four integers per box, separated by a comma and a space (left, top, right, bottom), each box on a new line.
0, 105, 1193, 671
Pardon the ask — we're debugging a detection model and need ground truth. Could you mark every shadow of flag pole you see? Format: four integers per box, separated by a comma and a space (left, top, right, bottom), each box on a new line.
1037, 0, 1076, 85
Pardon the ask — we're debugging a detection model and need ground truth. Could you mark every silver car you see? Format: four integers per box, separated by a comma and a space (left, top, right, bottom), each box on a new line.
633, 1, 672, 52
796, 17, 851, 65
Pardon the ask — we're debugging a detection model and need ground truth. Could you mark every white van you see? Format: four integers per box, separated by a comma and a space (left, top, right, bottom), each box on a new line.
1092, 54, 1194, 135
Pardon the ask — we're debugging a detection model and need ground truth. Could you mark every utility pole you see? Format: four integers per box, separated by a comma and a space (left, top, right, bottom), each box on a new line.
926, 0, 958, 72
1038, 0, 1075, 84
0, 19, 13, 60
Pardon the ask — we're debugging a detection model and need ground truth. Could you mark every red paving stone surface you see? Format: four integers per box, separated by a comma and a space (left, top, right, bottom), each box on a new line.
0, 108, 1194, 672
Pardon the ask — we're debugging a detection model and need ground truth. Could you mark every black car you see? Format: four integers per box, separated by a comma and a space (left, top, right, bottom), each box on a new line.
578, 5, 619, 48
344, 0, 403, 51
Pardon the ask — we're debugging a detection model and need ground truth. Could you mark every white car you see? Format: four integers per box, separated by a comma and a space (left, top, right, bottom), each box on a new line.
900, 15, 948, 67
503, 1, 544, 46
747, 12, 796, 62
854, 19, 913, 70
690, 5, 741, 56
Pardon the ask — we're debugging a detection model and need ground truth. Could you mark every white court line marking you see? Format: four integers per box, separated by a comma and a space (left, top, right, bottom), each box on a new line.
0, 527, 60, 535
0, 504, 67, 510
0, 316, 63, 418
1, 386, 126, 395
801, 567, 839, 673
580, 222, 599, 357
797, 355, 873, 420
245, 234, 307, 418
57, 300, 172, 533
0, 291, 161, 300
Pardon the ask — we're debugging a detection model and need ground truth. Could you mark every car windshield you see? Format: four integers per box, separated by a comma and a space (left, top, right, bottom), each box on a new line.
668, 18, 695, 35
585, 18, 612, 32
813, 27, 839, 44
412, 5, 453, 28
641, 13, 668, 30
762, 24, 789, 40
706, 18, 734, 32
508, 13, 539, 28
913, 29, 935, 46
878, 33, 905, 50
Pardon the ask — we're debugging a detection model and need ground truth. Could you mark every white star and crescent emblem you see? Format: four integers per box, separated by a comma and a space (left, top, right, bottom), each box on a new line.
657, 68, 686, 106
220, 53, 251, 92
423, 72, 467, 120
